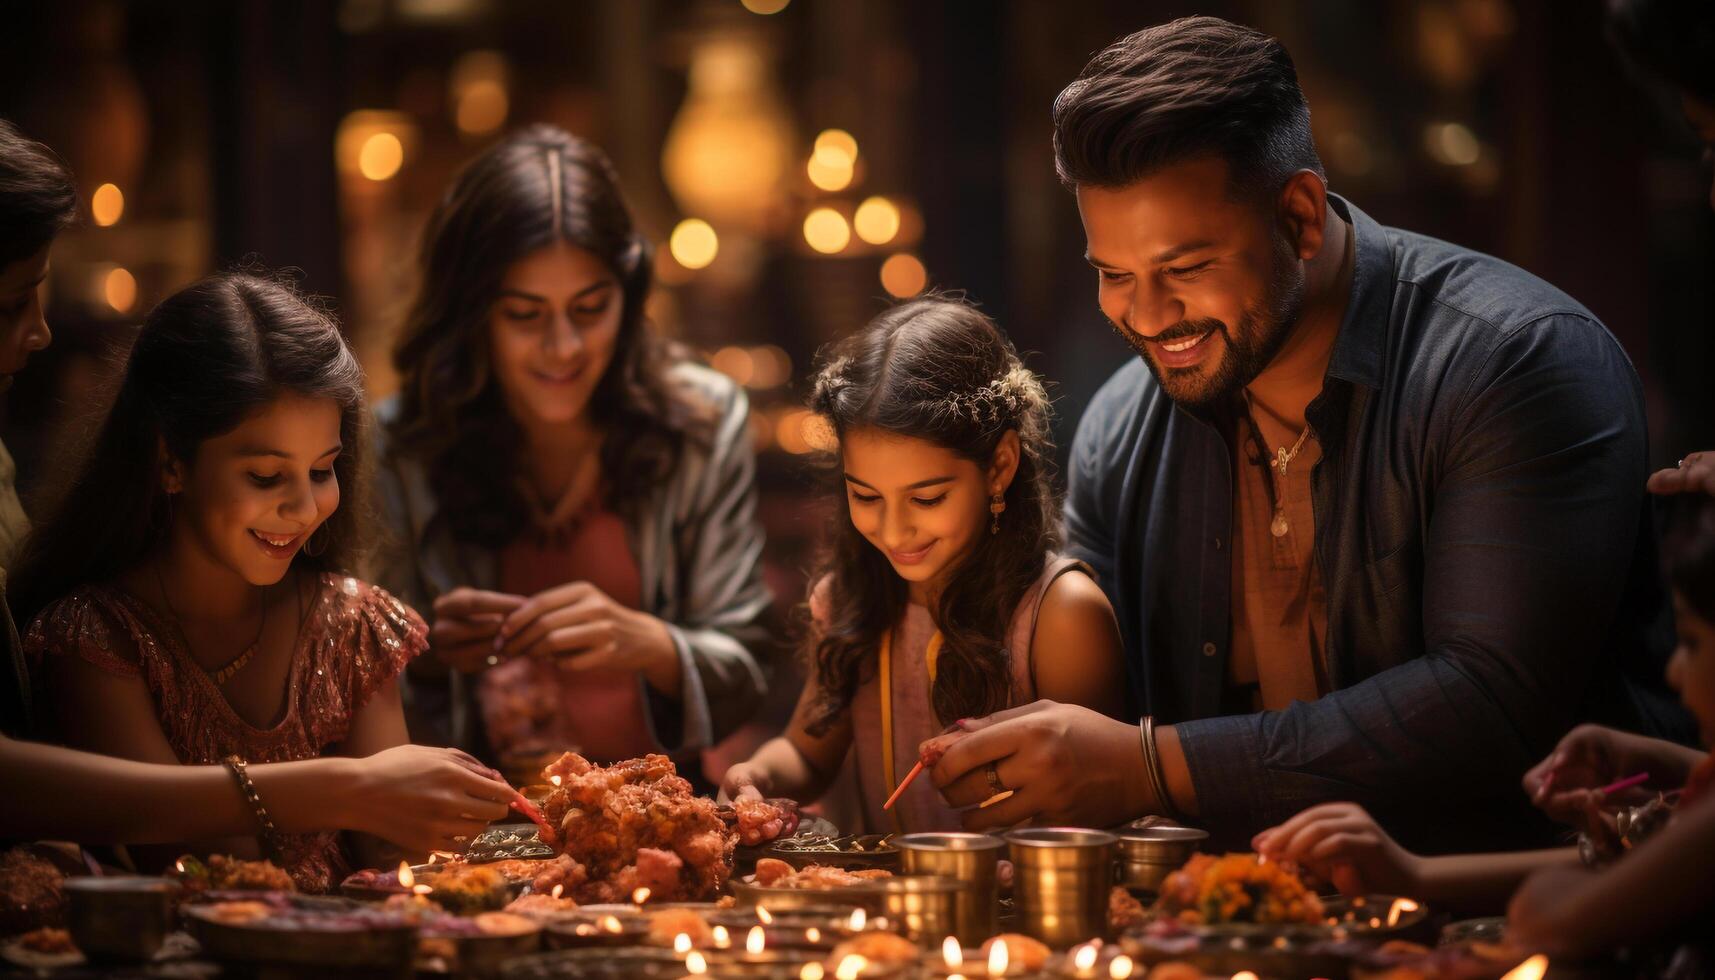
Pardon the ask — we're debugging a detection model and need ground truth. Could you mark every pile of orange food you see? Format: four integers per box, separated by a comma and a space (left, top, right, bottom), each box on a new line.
1152, 853, 1323, 926
528, 752, 734, 902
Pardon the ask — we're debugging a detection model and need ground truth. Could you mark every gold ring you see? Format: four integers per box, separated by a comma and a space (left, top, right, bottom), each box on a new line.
985, 763, 1006, 795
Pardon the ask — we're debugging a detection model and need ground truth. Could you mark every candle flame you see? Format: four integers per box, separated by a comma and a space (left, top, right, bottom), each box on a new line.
686, 950, 708, 974
835, 955, 867, 980
551, 884, 564, 900
1074, 944, 1099, 971
800, 964, 824, 980
1501, 955, 1549, 980
632, 887, 651, 905
1369, 917, 1382, 929
1231, 973, 1259, 980
674, 932, 693, 954
600, 915, 623, 933
576, 924, 596, 936
847, 908, 866, 931
747, 925, 766, 954
806, 927, 821, 943
550, 774, 563, 786
1386, 897, 1419, 927
988, 939, 1009, 975
398, 862, 414, 887
1108, 954, 1134, 979
413, 884, 433, 896
712, 925, 730, 947
756, 906, 773, 924
175, 860, 186, 874
943, 935, 963, 968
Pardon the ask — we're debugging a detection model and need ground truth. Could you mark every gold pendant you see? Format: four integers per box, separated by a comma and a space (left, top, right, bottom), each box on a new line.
1270, 512, 1290, 538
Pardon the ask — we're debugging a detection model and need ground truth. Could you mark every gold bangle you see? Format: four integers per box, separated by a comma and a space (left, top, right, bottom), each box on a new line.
1141, 716, 1183, 822
223, 755, 285, 862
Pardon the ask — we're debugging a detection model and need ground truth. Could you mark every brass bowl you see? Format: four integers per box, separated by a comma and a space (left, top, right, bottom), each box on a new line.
65, 876, 176, 963
1114, 824, 1209, 893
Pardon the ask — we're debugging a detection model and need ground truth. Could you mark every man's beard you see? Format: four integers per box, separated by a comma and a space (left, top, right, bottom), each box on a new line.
1111, 236, 1306, 409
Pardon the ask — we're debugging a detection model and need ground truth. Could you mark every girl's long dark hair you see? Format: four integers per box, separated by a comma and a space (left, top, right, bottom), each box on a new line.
387, 124, 700, 546
804, 294, 1060, 733
10, 272, 369, 625
1669, 498, 1715, 624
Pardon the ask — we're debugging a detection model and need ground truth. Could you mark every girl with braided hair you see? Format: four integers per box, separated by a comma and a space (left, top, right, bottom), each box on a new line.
722, 294, 1127, 832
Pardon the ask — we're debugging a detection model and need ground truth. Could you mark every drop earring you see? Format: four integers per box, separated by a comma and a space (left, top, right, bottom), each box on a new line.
989, 492, 1006, 534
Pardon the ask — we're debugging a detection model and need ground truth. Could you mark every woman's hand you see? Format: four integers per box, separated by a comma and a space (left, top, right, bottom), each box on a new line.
430, 588, 527, 673
719, 760, 773, 805
1252, 803, 1421, 897
1646, 451, 1715, 497
1521, 725, 1700, 834
342, 745, 514, 857
495, 582, 682, 696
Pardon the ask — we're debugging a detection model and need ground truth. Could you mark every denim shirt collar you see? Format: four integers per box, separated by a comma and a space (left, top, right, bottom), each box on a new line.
1325, 193, 1392, 391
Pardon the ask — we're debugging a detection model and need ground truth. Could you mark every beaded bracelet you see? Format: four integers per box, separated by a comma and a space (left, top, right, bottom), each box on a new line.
1139, 715, 1184, 822
223, 755, 285, 862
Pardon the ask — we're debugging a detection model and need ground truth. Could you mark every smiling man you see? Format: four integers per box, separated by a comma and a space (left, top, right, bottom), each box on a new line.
927, 16, 1692, 852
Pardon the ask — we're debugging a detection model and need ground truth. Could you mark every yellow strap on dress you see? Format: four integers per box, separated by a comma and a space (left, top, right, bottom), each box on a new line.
878, 628, 943, 835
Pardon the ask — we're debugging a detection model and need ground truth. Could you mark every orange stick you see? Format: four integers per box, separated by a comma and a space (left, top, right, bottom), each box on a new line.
883, 760, 924, 811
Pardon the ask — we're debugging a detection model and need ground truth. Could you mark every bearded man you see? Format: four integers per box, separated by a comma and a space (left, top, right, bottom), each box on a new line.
927, 16, 1692, 852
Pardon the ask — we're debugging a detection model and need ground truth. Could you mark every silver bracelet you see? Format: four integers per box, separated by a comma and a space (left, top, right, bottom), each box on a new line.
1140, 716, 1183, 822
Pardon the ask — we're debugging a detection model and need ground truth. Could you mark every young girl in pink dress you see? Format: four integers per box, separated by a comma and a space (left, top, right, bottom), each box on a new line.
12, 272, 494, 891
722, 295, 1128, 833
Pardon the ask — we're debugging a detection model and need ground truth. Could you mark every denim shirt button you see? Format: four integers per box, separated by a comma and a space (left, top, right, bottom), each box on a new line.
1201, 641, 1217, 657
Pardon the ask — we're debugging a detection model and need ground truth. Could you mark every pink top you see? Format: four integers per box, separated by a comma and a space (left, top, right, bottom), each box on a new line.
25, 574, 426, 893
478, 507, 657, 764
845, 556, 1088, 833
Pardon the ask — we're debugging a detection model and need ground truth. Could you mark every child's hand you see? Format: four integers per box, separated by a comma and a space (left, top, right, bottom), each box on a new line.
1505, 864, 1599, 956
1521, 725, 1692, 833
719, 761, 771, 805
1252, 802, 1420, 897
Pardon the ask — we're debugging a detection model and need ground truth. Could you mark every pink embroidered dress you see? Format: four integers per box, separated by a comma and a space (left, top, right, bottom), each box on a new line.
845, 556, 1088, 833
24, 574, 427, 892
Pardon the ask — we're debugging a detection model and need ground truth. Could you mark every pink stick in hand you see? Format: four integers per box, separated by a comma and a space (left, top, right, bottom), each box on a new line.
1598, 772, 1650, 796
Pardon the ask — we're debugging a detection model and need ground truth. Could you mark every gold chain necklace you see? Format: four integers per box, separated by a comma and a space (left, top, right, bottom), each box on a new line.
1243, 393, 1314, 538
153, 561, 267, 686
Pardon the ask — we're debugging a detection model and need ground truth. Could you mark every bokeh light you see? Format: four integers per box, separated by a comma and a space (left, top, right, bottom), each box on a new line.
740, 0, 790, 12
853, 196, 900, 245
103, 266, 137, 313
669, 219, 720, 270
358, 132, 404, 181
803, 208, 851, 254
880, 253, 927, 297
91, 183, 125, 227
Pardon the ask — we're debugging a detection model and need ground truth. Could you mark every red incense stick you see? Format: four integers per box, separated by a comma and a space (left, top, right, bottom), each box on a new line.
509, 792, 560, 847
883, 761, 924, 811
1599, 772, 1650, 796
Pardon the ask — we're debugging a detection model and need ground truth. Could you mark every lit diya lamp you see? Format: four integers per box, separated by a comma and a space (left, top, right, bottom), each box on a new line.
679, 925, 828, 978
1052, 941, 1139, 979
1320, 895, 1426, 937
546, 910, 652, 949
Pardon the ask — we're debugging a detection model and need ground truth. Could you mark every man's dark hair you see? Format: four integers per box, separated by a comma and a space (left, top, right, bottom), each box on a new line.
1606, 0, 1715, 105
0, 119, 78, 269
1052, 16, 1324, 199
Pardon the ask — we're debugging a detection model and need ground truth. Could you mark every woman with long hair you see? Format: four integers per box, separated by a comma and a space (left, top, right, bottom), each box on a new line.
13, 271, 511, 891
378, 124, 771, 778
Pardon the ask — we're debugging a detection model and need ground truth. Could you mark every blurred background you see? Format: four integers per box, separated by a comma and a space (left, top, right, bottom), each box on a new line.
3, 0, 1712, 780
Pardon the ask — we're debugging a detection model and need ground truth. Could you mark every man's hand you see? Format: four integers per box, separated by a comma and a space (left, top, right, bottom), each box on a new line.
1646, 451, 1715, 497
925, 701, 1151, 831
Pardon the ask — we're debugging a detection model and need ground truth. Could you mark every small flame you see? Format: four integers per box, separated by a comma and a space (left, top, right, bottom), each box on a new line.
1074, 943, 1099, 971
942, 936, 963, 969
1109, 954, 1134, 979
576, 924, 596, 936
835, 955, 867, 980
599, 915, 623, 934
1231, 973, 1259, 980
756, 906, 773, 924
550, 774, 563, 786
800, 964, 824, 980
686, 951, 708, 975
398, 862, 414, 888
847, 908, 866, 931
1501, 955, 1549, 980
806, 927, 821, 944
712, 925, 730, 948
675, 932, 693, 954
1368, 917, 1382, 929
988, 939, 1009, 975
551, 884, 564, 900
632, 887, 651, 905
413, 884, 433, 896
747, 925, 766, 954
1386, 897, 1419, 927
175, 860, 186, 874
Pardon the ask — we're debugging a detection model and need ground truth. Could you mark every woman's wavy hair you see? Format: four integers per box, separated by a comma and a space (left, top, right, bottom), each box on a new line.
803, 294, 1060, 734
11, 271, 369, 625
387, 124, 699, 546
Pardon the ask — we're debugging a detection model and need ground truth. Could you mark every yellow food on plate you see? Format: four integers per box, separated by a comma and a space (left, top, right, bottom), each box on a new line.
827, 931, 920, 966
1152, 853, 1323, 926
